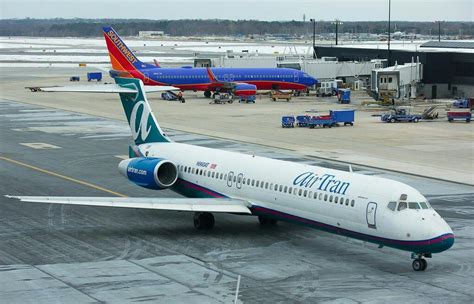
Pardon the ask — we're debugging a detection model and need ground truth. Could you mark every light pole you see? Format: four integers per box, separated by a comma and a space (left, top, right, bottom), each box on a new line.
435, 21, 442, 41
388, 0, 391, 66
332, 19, 343, 45
310, 18, 316, 58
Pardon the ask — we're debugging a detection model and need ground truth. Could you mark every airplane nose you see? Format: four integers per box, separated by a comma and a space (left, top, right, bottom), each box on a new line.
437, 233, 455, 252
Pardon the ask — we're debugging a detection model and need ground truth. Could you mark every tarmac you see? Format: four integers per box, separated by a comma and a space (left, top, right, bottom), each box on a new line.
0, 94, 473, 303
0, 67, 472, 186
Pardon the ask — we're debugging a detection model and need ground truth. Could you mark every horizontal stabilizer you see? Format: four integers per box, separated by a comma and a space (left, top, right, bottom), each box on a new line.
6, 196, 252, 214
27, 84, 179, 93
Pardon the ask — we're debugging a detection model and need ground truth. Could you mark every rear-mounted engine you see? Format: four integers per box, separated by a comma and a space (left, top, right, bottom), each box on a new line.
118, 157, 178, 190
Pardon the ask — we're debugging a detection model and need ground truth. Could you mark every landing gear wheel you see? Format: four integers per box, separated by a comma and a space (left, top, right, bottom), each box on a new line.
204, 90, 212, 98
421, 259, 428, 271
389, 118, 396, 123
412, 258, 427, 271
194, 212, 215, 230
258, 216, 277, 225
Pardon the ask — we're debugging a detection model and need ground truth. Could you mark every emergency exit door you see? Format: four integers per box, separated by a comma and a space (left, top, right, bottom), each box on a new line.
366, 202, 377, 229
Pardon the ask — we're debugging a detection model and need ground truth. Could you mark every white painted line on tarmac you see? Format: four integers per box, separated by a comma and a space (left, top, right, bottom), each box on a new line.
20, 142, 61, 149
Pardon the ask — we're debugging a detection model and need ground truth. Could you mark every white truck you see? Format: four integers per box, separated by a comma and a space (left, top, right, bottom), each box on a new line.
317, 79, 343, 97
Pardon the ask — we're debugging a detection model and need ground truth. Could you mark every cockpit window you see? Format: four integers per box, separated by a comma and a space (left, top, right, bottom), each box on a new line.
398, 202, 407, 211
409, 202, 421, 209
419, 202, 429, 209
387, 201, 396, 211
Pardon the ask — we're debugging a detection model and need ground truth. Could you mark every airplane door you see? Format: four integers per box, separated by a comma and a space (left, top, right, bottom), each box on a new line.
366, 202, 377, 229
294, 72, 299, 83
227, 171, 234, 187
236, 173, 243, 189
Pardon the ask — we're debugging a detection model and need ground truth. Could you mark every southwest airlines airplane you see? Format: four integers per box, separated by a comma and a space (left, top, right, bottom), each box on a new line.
8, 78, 454, 271
102, 26, 317, 97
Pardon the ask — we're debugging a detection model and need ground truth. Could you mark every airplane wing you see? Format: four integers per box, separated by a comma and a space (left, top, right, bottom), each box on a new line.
5, 196, 252, 214
26, 84, 179, 93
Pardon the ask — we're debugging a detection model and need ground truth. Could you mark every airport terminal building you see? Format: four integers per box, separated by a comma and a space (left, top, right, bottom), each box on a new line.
314, 41, 474, 99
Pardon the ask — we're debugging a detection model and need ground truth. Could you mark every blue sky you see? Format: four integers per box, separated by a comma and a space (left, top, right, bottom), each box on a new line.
1, 0, 472, 21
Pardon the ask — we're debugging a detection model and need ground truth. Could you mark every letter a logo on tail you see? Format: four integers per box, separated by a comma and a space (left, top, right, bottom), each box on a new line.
115, 77, 171, 145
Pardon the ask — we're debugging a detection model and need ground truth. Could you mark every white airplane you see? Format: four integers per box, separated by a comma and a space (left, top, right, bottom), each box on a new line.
7, 77, 454, 271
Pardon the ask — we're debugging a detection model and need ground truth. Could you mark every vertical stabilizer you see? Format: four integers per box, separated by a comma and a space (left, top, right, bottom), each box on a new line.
115, 77, 171, 144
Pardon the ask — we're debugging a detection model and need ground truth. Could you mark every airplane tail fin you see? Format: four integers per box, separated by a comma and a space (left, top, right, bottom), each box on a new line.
115, 77, 171, 145
102, 26, 155, 72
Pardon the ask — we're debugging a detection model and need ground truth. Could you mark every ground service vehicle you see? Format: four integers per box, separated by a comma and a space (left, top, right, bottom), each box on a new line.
271, 90, 292, 101
381, 108, 421, 123
87, 72, 102, 82
447, 109, 471, 123
281, 116, 295, 128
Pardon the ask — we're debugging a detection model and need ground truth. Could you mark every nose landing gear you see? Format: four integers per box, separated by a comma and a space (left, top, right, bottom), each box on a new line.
411, 253, 431, 271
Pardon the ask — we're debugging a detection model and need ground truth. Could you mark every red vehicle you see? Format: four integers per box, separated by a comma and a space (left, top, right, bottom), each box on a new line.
447, 110, 471, 123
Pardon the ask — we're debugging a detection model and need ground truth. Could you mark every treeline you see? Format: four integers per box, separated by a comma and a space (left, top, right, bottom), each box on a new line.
0, 18, 472, 37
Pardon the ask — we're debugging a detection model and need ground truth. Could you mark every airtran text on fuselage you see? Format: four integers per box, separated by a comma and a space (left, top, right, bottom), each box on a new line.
107, 30, 137, 64
293, 172, 350, 195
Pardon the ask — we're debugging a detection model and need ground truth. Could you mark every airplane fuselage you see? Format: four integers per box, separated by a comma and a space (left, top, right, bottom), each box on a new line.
123, 142, 454, 255
111, 67, 317, 91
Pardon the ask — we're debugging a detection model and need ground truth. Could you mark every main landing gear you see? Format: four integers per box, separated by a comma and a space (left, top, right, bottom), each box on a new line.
411, 253, 431, 271
194, 212, 215, 230
258, 215, 278, 226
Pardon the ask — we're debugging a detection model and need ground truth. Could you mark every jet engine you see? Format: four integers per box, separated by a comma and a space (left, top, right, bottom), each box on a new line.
118, 157, 178, 190
233, 83, 257, 97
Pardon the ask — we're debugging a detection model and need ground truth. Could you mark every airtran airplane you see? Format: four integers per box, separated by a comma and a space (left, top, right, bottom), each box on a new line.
102, 26, 318, 98
8, 77, 454, 271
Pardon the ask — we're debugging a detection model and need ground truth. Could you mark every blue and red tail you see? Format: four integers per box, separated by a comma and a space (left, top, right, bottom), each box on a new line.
102, 27, 155, 75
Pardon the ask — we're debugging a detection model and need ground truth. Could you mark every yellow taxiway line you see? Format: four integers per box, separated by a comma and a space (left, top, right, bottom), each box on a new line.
0, 156, 127, 198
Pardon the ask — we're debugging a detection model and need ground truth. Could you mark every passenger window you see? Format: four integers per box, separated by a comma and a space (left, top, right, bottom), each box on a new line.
304, 190, 307, 197
274, 184, 278, 191
220, 173, 223, 179
261, 182, 264, 189
387, 201, 396, 211
224, 174, 227, 180
212, 172, 215, 178
309, 191, 312, 198
313, 192, 317, 199
319, 193, 322, 200
339, 197, 343, 205
279, 185, 283, 192
208, 171, 211, 177
284, 186, 288, 193
237, 175, 242, 183
409, 202, 421, 209
324, 194, 328, 201
398, 202, 407, 211
192, 168, 195, 174
329, 195, 333, 203
288, 187, 292, 194
242, 177, 246, 184
351, 199, 355, 207
251, 179, 255, 186
256, 180, 259, 187
335, 197, 338, 204
345, 198, 349, 206
265, 182, 269, 189
298, 189, 302, 196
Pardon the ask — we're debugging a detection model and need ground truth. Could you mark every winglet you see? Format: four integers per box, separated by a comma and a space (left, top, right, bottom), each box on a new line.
206, 67, 219, 83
